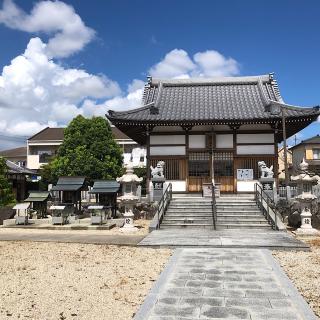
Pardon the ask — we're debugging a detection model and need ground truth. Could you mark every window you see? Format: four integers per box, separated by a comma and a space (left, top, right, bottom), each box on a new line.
38, 151, 52, 163
313, 149, 320, 160
213, 152, 233, 177
188, 152, 210, 177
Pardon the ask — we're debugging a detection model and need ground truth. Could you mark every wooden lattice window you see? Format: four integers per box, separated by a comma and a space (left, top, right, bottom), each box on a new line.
188, 152, 210, 177
213, 152, 233, 177
150, 158, 186, 180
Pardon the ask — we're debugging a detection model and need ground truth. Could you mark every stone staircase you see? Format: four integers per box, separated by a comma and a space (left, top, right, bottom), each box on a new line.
160, 195, 272, 230
160, 197, 213, 229
216, 196, 271, 229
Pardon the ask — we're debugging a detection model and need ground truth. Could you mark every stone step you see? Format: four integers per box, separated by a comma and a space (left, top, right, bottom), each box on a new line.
216, 211, 262, 215
216, 224, 271, 229
162, 217, 212, 223
167, 209, 212, 213
165, 213, 213, 217
170, 203, 212, 206
217, 214, 264, 219
217, 219, 268, 224
217, 207, 259, 211
160, 224, 214, 229
216, 203, 257, 206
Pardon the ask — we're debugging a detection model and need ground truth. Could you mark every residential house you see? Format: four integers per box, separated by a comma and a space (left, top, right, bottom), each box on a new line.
0, 146, 27, 167
290, 135, 320, 175
26, 126, 145, 170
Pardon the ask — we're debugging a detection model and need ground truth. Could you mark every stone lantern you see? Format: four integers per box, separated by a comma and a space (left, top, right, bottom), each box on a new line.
117, 162, 143, 232
291, 158, 320, 235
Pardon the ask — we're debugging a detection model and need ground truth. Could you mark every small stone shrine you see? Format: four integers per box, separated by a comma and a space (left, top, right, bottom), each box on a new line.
258, 161, 276, 200
117, 162, 143, 232
150, 161, 165, 201
291, 158, 320, 235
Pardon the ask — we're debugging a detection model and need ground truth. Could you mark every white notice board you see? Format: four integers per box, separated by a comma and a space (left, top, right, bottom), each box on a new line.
237, 169, 253, 181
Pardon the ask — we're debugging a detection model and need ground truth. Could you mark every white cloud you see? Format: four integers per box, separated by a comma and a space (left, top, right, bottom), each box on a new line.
193, 50, 239, 77
149, 49, 239, 78
0, 3, 242, 149
149, 49, 196, 78
0, 37, 121, 139
0, 0, 94, 58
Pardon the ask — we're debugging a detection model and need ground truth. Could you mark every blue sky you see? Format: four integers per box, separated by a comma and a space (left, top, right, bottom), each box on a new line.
0, 0, 320, 149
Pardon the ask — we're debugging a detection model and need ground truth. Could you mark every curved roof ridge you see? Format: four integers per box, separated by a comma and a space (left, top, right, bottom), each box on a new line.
150, 74, 271, 86
108, 102, 154, 117
268, 100, 319, 112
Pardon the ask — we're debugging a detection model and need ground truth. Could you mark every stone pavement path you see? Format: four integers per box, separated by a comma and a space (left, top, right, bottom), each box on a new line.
134, 248, 317, 320
139, 229, 309, 250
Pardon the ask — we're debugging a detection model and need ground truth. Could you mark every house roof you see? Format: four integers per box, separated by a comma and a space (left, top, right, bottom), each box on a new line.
89, 180, 120, 194
5, 160, 35, 175
28, 127, 64, 141
107, 74, 320, 144
24, 191, 51, 202
0, 146, 27, 158
290, 135, 320, 150
51, 176, 87, 192
28, 126, 130, 141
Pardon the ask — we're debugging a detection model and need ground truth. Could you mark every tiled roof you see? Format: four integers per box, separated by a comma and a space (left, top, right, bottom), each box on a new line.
6, 160, 35, 175
290, 135, 320, 150
107, 74, 319, 124
51, 176, 87, 191
28, 126, 130, 141
0, 146, 27, 158
28, 127, 64, 141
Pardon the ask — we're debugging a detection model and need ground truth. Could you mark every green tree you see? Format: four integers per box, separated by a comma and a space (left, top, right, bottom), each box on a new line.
49, 116, 123, 183
0, 157, 15, 207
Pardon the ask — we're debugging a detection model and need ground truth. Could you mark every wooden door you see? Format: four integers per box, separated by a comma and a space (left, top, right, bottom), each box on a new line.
213, 152, 234, 193
188, 152, 211, 192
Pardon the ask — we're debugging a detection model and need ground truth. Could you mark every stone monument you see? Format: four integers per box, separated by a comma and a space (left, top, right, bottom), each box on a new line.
150, 161, 166, 201
291, 158, 320, 235
117, 162, 143, 232
258, 161, 276, 200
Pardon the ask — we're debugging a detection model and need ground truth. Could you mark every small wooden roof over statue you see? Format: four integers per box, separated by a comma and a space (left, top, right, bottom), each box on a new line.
24, 191, 51, 216
51, 176, 88, 212
89, 180, 120, 217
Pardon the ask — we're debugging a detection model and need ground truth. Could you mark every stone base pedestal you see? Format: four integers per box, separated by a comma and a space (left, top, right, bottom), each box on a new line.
295, 208, 320, 235
120, 211, 138, 232
152, 177, 165, 202
259, 177, 276, 200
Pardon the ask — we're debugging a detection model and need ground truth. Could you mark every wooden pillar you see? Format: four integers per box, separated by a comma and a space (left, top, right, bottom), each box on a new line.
146, 125, 151, 195
182, 126, 192, 192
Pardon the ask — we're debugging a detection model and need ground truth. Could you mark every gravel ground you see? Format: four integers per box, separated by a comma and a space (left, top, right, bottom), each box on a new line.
273, 237, 320, 318
0, 241, 171, 320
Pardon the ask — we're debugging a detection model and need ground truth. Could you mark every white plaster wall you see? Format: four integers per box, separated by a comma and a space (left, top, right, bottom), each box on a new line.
150, 146, 186, 156
216, 134, 233, 148
189, 135, 206, 148
150, 135, 185, 145
167, 180, 186, 192
237, 145, 274, 155
27, 155, 40, 169
237, 180, 258, 192
237, 133, 274, 144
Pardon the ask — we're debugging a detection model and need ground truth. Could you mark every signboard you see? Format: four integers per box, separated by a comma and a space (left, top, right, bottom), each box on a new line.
237, 169, 254, 181
202, 183, 212, 197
